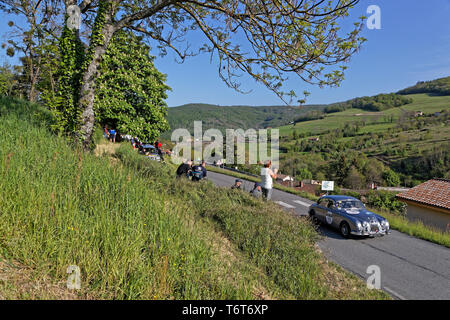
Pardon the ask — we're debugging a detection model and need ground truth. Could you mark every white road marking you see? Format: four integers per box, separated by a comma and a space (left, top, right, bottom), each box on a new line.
275, 201, 296, 209
383, 286, 407, 300
293, 200, 311, 207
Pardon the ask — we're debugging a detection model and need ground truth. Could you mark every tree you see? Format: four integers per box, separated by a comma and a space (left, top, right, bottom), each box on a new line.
0, 0, 62, 102
363, 158, 384, 184
0, 63, 19, 97
20, 0, 365, 149
343, 166, 364, 189
94, 31, 170, 141
296, 167, 313, 180
383, 169, 400, 187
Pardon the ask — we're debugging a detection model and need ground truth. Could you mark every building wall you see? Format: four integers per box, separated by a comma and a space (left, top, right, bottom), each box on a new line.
405, 203, 450, 232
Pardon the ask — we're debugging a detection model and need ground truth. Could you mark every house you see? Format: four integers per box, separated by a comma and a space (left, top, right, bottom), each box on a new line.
302, 179, 321, 185
276, 174, 294, 182
308, 137, 320, 142
414, 111, 424, 117
276, 174, 296, 187
396, 179, 450, 232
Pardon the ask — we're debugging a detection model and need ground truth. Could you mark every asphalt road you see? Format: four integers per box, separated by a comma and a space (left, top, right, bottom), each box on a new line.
206, 170, 450, 300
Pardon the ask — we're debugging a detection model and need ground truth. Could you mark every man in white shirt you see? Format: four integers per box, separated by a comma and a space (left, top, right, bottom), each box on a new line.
260, 160, 278, 200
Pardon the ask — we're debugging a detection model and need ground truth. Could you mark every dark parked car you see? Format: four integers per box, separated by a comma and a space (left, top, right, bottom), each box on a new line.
139, 144, 161, 162
308, 195, 390, 238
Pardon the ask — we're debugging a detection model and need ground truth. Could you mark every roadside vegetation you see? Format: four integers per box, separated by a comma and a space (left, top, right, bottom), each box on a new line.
0, 97, 389, 299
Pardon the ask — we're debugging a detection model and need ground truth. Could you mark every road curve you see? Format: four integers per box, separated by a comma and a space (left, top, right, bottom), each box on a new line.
206, 170, 450, 300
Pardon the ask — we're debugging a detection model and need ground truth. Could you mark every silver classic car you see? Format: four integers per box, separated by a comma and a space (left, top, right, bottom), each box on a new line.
308, 195, 390, 238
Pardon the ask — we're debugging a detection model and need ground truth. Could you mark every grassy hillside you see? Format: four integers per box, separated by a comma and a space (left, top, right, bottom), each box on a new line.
0, 97, 387, 299
163, 103, 326, 138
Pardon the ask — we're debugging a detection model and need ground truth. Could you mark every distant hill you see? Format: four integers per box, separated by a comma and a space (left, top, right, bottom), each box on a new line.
397, 76, 450, 96
324, 93, 413, 114
164, 76, 450, 138
164, 103, 326, 137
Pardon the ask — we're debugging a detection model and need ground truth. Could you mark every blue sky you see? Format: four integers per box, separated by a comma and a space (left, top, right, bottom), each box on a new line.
154, 0, 450, 106
1, 0, 450, 107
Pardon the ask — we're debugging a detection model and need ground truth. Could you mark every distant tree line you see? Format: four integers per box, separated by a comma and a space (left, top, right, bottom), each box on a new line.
397, 77, 450, 96
325, 93, 413, 113
293, 110, 325, 123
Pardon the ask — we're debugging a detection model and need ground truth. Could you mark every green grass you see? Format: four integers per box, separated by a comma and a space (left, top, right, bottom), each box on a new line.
208, 165, 450, 248
370, 209, 450, 248
0, 96, 388, 299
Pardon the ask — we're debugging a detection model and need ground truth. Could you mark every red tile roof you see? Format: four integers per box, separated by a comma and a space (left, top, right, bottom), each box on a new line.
396, 179, 450, 211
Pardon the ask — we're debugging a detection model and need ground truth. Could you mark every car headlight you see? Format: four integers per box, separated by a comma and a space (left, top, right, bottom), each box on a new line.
356, 221, 363, 231
362, 221, 370, 231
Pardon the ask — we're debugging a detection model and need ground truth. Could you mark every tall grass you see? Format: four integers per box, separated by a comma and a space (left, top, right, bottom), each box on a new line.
0, 97, 388, 299
0, 99, 249, 299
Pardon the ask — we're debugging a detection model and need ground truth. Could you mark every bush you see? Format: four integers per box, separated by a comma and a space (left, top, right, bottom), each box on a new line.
383, 169, 401, 187
365, 191, 406, 215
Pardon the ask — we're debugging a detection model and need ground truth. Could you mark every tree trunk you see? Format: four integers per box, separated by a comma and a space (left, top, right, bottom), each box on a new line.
77, 23, 115, 150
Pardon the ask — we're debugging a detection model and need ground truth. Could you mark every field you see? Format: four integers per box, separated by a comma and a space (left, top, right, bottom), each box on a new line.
279, 93, 450, 137
0, 97, 388, 299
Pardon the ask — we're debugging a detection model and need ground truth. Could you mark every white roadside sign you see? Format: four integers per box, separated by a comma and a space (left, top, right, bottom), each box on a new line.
321, 181, 334, 191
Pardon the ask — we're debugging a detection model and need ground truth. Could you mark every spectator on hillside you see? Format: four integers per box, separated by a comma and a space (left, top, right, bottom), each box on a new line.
200, 161, 207, 179
176, 160, 192, 178
231, 179, 243, 190
157, 147, 164, 162
190, 164, 205, 182
109, 128, 116, 143
250, 183, 263, 198
103, 126, 109, 139
260, 160, 277, 200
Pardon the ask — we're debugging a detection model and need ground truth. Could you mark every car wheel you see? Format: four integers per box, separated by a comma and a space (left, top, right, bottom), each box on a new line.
340, 222, 351, 239
309, 210, 320, 225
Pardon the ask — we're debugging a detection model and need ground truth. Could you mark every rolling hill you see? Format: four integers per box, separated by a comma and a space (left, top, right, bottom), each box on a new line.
163, 103, 326, 138
164, 77, 450, 139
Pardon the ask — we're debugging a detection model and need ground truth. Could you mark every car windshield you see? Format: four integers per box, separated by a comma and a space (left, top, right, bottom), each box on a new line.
337, 200, 365, 209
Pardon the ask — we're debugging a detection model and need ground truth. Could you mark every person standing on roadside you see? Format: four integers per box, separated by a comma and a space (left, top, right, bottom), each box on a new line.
260, 160, 277, 200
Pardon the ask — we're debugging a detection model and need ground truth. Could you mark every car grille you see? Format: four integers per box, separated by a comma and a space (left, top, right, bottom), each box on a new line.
370, 223, 380, 232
